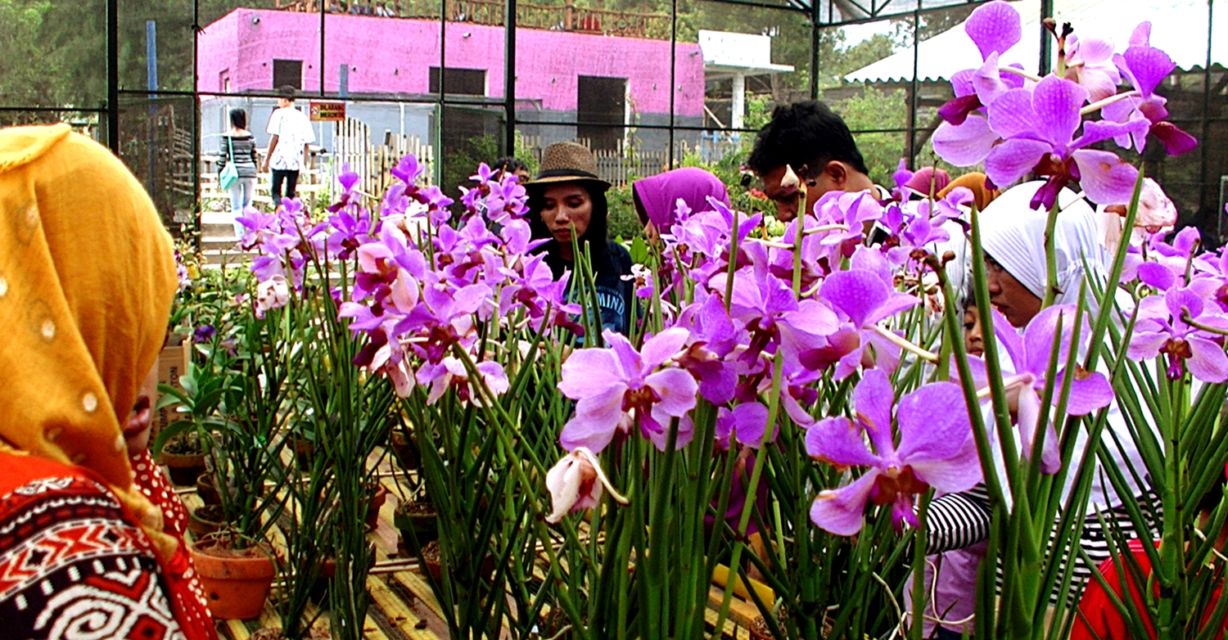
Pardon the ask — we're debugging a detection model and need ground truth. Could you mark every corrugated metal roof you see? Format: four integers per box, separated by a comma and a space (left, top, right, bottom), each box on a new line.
844, 0, 1225, 83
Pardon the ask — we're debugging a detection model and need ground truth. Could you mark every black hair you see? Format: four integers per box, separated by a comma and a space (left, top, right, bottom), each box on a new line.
527, 181, 613, 278
746, 100, 870, 178
229, 108, 247, 129
491, 156, 528, 176
278, 84, 297, 101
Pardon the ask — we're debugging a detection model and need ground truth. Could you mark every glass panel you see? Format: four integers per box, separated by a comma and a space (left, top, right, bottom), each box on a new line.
515, 0, 672, 129
118, 0, 202, 93
323, 4, 433, 100
677, 1, 811, 130
117, 95, 197, 233
440, 104, 506, 194
817, 16, 911, 185
0, 0, 107, 108
197, 1, 323, 97
443, 17, 505, 102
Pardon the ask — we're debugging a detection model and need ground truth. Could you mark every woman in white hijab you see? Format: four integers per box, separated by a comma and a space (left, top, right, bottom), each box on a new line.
918, 182, 1158, 632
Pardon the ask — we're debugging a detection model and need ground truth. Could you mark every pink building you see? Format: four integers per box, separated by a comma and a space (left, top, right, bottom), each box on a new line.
197, 7, 705, 145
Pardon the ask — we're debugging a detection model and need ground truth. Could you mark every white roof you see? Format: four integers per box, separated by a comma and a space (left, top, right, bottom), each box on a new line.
844, 0, 1226, 83
699, 30, 795, 77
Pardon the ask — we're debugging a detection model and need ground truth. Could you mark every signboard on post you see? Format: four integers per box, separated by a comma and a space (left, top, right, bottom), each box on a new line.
309, 101, 346, 122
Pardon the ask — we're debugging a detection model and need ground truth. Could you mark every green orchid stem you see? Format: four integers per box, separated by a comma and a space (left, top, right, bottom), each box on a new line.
724, 208, 740, 312
1182, 312, 1228, 337
448, 345, 584, 625
1042, 200, 1061, 307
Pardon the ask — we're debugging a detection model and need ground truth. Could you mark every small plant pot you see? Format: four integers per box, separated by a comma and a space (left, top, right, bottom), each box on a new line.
420, 540, 443, 582
389, 431, 420, 470
394, 500, 438, 556
196, 474, 221, 506
365, 483, 388, 531
291, 436, 315, 471
189, 504, 226, 539
160, 449, 206, 486
190, 538, 276, 620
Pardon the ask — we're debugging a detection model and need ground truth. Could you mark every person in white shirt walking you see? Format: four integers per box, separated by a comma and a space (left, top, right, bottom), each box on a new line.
262, 85, 316, 208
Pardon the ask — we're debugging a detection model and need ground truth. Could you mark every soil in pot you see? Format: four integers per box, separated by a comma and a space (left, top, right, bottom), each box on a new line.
394, 499, 438, 556
189, 504, 226, 540
190, 538, 276, 620
160, 437, 206, 486
420, 540, 442, 582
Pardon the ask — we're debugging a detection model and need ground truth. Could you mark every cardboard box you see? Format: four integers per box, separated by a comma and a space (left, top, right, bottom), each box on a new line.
153, 340, 190, 439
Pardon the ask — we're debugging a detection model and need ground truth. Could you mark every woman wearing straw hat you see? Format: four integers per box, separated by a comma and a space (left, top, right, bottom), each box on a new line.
526, 142, 635, 336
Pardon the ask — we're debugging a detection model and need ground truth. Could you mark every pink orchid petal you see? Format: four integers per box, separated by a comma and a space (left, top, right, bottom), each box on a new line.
646, 368, 699, 417
806, 416, 880, 467
896, 382, 974, 462
1031, 76, 1089, 145
986, 138, 1052, 189
932, 118, 998, 167
1186, 336, 1228, 383
640, 327, 690, 368
560, 385, 628, 453
965, 0, 1022, 60
558, 349, 622, 399
986, 88, 1039, 140
854, 369, 896, 455
810, 471, 879, 536
1072, 149, 1141, 206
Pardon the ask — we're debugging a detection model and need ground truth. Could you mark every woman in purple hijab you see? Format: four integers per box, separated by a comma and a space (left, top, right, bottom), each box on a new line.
632, 167, 731, 240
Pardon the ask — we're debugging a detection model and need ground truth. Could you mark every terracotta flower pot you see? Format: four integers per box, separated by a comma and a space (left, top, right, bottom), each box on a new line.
189, 504, 226, 539
160, 449, 207, 486
421, 540, 442, 582
394, 500, 438, 555
196, 474, 221, 506
365, 484, 388, 531
190, 539, 276, 620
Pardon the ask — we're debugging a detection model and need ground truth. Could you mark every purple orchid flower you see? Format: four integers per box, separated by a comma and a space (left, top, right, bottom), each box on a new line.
715, 402, 774, 450
979, 75, 1148, 209
816, 269, 921, 380
714, 262, 840, 370
558, 328, 699, 453
1064, 34, 1121, 102
1102, 23, 1198, 156
1129, 286, 1228, 382
416, 356, 509, 406
935, 0, 1024, 126
987, 306, 1115, 473
806, 369, 980, 536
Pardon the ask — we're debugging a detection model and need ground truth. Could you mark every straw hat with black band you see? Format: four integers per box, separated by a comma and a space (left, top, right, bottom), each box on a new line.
525, 142, 611, 192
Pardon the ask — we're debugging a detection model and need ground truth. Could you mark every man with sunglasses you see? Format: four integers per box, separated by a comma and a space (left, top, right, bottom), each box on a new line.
746, 100, 884, 222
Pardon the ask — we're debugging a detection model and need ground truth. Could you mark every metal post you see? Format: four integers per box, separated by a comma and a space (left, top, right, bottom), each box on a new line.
731, 73, 745, 130
106, 0, 119, 153
504, 0, 516, 156
810, 0, 820, 100
147, 21, 159, 197
667, 0, 676, 167
1038, 0, 1054, 75
906, 5, 920, 167
319, 2, 327, 94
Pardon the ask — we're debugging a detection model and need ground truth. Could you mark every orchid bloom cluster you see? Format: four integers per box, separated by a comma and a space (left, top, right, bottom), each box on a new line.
546, 183, 985, 528
932, 1, 1196, 210
239, 158, 582, 408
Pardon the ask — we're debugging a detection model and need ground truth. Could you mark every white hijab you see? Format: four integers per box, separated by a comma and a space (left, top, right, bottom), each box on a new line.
979, 181, 1108, 312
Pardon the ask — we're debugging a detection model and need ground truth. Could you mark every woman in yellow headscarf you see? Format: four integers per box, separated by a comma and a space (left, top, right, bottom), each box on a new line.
0, 125, 215, 639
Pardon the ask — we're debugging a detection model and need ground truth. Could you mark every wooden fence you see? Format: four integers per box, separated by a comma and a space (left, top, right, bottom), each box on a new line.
333, 117, 435, 197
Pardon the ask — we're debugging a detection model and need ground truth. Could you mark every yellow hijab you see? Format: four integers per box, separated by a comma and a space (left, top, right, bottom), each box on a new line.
0, 124, 177, 559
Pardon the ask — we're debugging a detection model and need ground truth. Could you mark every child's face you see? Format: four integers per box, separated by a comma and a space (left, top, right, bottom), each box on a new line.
963, 307, 984, 357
